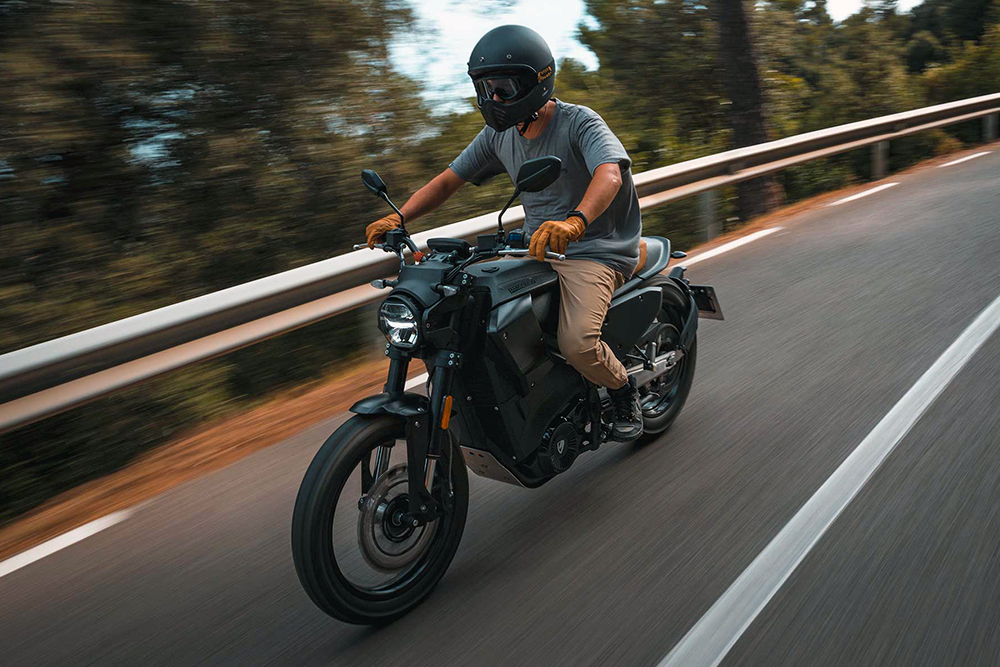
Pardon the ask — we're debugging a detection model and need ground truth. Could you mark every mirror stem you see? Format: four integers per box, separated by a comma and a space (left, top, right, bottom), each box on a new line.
496, 188, 520, 235
382, 193, 406, 231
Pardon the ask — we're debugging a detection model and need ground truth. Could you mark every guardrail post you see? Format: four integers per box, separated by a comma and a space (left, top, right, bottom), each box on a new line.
984, 113, 999, 143
871, 140, 889, 179
700, 190, 719, 241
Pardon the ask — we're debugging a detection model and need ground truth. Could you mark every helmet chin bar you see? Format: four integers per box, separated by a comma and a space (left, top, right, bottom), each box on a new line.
478, 96, 545, 133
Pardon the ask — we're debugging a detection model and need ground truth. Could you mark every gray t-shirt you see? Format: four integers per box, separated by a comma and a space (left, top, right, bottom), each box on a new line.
449, 99, 641, 277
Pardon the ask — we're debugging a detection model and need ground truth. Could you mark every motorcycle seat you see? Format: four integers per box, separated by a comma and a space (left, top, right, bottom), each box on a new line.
612, 236, 671, 299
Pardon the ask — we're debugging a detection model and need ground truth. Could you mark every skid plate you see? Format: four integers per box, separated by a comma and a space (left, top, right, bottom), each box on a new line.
460, 447, 524, 487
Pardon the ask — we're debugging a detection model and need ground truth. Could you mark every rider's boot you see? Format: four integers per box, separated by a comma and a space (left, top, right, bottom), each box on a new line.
608, 376, 644, 442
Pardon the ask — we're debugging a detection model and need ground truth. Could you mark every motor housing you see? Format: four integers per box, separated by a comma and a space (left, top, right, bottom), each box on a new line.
538, 420, 579, 474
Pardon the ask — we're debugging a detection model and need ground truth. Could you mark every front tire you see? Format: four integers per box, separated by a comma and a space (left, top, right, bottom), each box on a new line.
291, 414, 469, 624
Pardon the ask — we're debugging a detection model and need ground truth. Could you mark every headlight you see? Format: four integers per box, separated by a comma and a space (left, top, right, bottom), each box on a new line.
378, 298, 421, 349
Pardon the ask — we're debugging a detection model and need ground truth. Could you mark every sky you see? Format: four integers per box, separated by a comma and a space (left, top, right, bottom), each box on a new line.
391, 0, 924, 111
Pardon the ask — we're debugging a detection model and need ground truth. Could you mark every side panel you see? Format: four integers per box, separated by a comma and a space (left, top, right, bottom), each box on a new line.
488, 295, 549, 395
451, 289, 583, 471
602, 286, 663, 361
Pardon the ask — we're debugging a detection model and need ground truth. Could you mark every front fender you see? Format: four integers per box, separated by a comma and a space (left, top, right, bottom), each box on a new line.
350, 392, 429, 417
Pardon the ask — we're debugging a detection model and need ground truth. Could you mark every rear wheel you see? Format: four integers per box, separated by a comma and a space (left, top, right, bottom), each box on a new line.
291, 414, 469, 624
636, 276, 698, 442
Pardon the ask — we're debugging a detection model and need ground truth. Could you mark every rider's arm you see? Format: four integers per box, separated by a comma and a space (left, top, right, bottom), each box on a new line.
398, 168, 467, 223
572, 162, 622, 225
528, 163, 623, 261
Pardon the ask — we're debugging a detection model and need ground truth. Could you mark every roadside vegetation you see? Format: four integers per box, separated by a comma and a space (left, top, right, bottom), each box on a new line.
2, 0, 999, 525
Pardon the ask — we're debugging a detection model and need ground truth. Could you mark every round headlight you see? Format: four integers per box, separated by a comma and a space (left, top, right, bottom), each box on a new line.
379, 299, 421, 349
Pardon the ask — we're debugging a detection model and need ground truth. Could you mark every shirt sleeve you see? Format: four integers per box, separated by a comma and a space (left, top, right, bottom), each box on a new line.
575, 107, 632, 176
448, 127, 506, 186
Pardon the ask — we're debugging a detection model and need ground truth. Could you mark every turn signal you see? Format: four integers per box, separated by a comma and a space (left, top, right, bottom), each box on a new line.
413, 251, 425, 263
441, 395, 454, 430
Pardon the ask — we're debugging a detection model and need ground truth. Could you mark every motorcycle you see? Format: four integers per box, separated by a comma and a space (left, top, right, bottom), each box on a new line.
291, 156, 723, 624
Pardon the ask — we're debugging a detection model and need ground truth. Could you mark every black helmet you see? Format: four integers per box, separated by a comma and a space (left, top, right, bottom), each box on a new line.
467, 25, 555, 133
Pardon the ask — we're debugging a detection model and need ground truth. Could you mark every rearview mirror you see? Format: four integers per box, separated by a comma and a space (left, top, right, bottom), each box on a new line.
361, 169, 387, 197
515, 156, 562, 193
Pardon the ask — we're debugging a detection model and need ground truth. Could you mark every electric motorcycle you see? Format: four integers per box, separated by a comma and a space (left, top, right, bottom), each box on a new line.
291, 156, 722, 624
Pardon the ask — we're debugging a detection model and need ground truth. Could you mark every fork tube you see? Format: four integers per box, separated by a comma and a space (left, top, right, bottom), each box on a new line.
374, 445, 392, 479
423, 458, 437, 491
384, 351, 410, 397
427, 364, 455, 458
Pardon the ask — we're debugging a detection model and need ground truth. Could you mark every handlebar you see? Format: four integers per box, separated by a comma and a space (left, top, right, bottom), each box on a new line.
497, 248, 566, 261
355, 241, 565, 261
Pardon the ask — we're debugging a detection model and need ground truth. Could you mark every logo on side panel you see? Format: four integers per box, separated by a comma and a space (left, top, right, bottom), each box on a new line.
503, 277, 538, 294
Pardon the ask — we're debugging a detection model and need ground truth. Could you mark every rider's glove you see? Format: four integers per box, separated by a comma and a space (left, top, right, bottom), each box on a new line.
529, 214, 587, 261
365, 213, 402, 249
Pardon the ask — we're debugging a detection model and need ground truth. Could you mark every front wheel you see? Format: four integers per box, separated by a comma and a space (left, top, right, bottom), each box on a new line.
291, 414, 469, 624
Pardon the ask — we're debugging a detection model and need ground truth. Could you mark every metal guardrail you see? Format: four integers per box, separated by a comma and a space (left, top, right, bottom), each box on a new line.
3, 93, 999, 435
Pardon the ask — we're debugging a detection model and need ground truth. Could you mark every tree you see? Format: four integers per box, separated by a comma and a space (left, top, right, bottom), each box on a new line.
0, 0, 444, 525
716, 0, 784, 220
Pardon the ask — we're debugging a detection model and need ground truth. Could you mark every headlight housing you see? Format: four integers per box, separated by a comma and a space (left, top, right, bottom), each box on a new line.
378, 298, 421, 349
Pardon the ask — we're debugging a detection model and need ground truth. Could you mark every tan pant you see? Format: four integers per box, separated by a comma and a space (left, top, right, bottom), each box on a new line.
551, 259, 628, 389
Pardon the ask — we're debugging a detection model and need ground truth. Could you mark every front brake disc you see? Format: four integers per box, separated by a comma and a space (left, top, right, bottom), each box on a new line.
357, 464, 438, 573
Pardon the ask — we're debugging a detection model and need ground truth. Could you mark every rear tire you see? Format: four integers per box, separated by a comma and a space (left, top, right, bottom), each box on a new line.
291, 414, 469, 625
636, 276, 698, 443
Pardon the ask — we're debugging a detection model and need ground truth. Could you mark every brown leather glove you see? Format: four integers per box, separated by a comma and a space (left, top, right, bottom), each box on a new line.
528, 215, 587, 261
365, 213, 401, 249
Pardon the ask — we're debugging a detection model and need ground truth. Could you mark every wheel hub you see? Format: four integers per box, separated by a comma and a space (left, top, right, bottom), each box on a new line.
639, 324, 683, 418
357, 464, 438, 572
376, 495, 415, 542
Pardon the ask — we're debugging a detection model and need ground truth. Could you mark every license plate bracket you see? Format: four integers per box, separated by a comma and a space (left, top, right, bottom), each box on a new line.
690, 284, 724, 320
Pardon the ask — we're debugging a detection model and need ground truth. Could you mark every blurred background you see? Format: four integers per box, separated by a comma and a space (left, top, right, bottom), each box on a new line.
2, 0, 999, 529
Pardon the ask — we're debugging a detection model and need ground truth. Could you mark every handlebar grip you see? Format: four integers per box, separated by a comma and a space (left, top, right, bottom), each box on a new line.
505, 231, 565, 260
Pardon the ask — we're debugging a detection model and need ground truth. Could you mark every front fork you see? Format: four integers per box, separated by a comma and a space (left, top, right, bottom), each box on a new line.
382, 348, 459, 525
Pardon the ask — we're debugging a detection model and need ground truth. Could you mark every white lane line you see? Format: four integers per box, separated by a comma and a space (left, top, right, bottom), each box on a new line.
827, 182, 898, 207
405, 373, 429, 390
659, 290, 1000, 667
0, 510, 132, 579
682, 228, 782, 267
938, 151, 991, 168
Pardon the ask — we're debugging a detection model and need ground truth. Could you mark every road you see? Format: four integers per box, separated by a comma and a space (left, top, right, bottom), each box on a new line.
2, 149, 999, 666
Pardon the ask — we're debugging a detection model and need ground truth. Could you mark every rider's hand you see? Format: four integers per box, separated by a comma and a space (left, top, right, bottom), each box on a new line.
365, 213, 402, 249
529, 215, 587, 261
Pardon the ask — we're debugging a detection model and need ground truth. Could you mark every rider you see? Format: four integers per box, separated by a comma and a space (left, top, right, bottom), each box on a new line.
366, 25, 644, 442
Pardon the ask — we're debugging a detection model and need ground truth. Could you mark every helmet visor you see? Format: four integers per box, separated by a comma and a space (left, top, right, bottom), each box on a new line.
474, 76, 523, 102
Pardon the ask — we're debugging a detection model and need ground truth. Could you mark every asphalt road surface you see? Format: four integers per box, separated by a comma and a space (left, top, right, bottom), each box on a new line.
2, 148, 999, 666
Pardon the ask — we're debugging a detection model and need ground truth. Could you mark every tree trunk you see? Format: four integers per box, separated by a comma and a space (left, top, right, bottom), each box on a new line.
715, 0, 783, 222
